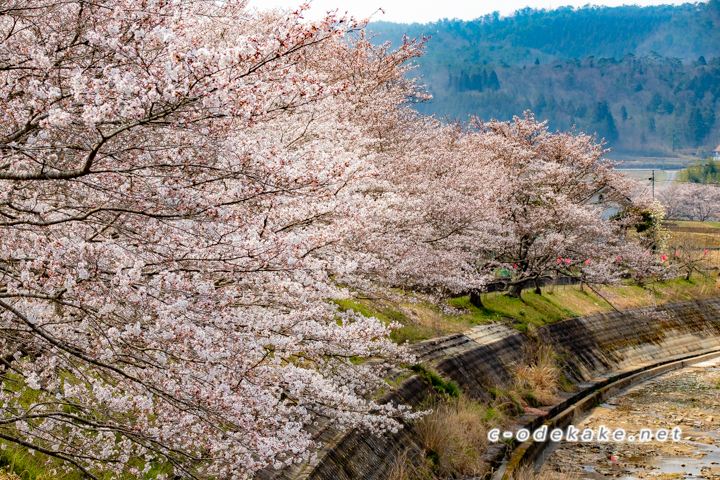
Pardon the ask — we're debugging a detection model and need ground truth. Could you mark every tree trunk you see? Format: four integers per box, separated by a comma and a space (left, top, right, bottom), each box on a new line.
469, 290, 484, 309
533, 278, 541, 295
506, 283, 523, 299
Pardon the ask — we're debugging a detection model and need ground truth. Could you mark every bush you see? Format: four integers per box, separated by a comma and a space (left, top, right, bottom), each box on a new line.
415, 396, 490, 477
386, 450, 430, 480
514, 346, 560, 406
489, 387, 524, 416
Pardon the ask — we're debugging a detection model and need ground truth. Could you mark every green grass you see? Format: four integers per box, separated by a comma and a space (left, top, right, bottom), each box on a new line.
483, 407, 503, 423
0, 371, 176, 480
0, 440, 174, 480
390, 324, 440, 344
336, 273, 720, 343
334, 298, 445, 342
334, 297, 486, 343
448, 290, 590, 327
410, 365, 460, 397
0, 441, 84, 480
670, 220, 720, 230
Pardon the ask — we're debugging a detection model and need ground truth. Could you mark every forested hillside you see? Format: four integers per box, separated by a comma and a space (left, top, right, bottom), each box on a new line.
370, 1, 720, 155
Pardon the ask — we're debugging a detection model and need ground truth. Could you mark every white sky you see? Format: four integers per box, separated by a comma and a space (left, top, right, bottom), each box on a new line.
247, 0, 686, 24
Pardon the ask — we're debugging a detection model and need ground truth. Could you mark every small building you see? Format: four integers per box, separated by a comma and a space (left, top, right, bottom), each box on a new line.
714, 143, 720, 161
583, 185, 632, 219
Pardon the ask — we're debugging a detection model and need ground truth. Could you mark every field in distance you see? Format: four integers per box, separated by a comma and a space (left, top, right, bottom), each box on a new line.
618, 168, 670, 188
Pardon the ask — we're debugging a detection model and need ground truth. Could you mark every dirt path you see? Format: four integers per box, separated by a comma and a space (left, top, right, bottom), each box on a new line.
539, 358, 720, 479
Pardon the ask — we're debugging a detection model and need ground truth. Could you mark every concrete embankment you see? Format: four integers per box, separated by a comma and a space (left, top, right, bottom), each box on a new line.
258, 298, 720, 480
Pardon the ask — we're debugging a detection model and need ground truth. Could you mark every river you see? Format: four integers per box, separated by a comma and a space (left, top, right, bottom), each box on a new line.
538, 357, 720, 479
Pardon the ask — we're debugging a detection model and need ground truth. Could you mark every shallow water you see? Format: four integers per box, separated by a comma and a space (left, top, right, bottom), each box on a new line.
539, 358, 720, 479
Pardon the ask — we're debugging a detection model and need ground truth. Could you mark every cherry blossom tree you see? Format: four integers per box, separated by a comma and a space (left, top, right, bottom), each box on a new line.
666, 233, 715, 280
346, 117, 499, 296
0, 1, 425, 478
657, 182, 720, 221
370, 113, 664, 301
656, 183, 688, 220
344, 111, 666, 304
0, 1, 678, 478
472, 114, 665, 299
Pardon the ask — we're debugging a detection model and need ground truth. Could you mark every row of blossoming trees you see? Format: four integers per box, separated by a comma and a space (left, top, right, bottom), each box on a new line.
658, 182, 720, 221
0, 1, 667, 478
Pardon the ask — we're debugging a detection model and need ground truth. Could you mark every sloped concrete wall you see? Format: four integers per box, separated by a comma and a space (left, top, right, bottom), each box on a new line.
256, 376, 430, 480
539, 298, 720, 382
262, 298, 720, 480
433, 331, 528, 402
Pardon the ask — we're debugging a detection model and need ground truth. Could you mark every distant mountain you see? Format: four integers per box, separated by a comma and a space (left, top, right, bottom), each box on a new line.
369, 1, 720, 156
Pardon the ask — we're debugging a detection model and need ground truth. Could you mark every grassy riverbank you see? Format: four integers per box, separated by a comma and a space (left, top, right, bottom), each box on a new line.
337, 274, 720, 343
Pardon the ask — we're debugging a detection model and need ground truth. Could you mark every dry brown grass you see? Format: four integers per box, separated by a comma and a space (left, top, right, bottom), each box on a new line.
415, 395, 490, 478
386, 449, 431, 480
510, 465, 580, 480
0, 469, 20, 480
514, 346, 560, 406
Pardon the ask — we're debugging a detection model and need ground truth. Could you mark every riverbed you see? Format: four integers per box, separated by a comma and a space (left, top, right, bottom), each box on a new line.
539, 358, 720, 479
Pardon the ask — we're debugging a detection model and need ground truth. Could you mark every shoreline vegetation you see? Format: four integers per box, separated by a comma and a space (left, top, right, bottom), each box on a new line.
2, 230, 719, 477
347, 219, 720, 479
338, 274, 720, 344
351, 220, 720, 479
337, 220, 720, 344
6, 264, 717, 480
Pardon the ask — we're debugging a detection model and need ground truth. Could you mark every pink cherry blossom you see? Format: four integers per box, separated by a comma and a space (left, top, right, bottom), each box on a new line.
657, 183, 720, 222
0, 2, 674, 477
0, 2, 424, 477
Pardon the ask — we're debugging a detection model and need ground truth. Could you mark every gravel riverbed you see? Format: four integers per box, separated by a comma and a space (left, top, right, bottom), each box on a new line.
539, 358, 720, 479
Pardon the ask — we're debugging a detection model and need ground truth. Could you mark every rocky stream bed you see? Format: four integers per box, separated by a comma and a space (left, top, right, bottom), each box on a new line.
539, 358, 720, 479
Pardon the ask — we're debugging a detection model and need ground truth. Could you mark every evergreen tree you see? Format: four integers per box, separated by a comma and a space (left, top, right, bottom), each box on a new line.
605, 111, 619, 142
595, 100, 611, 121
647, 93, 662, 112
659, 100, 675, 114
369, 3, 720, 154
688, 107, 705, 144
459, 70, 469, 91
594, 101, 618, 142
488, 70, 500, 90
470, 73, 483, 91
535, 93, 547, 112
703, 108, 716, 136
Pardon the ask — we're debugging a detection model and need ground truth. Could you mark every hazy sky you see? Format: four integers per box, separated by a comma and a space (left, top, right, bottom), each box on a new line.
248, 0, 685, 24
